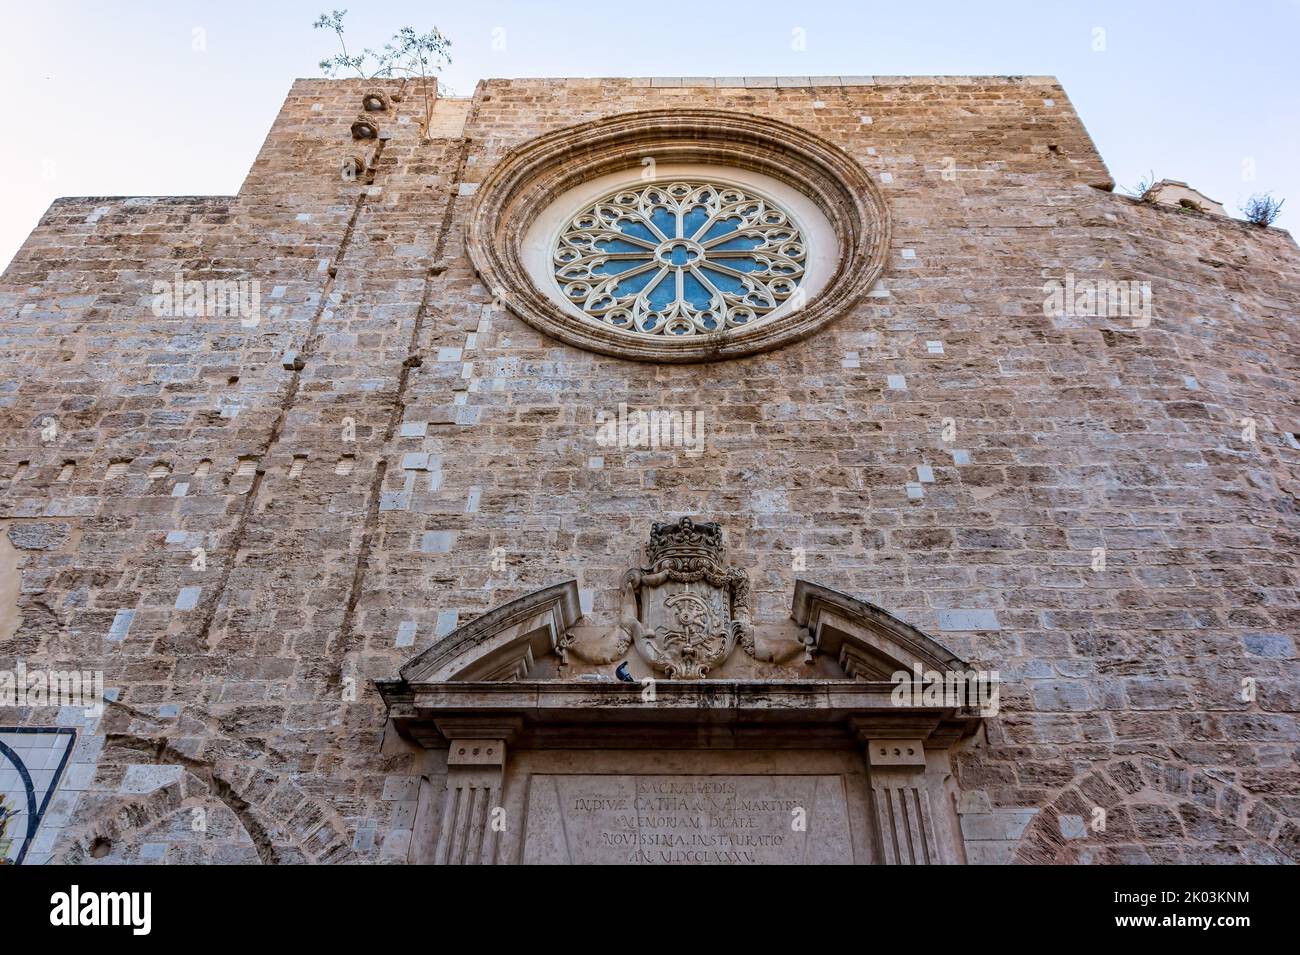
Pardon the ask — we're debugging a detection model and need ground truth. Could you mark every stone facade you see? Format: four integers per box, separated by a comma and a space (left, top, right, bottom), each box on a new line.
1, 75, 1297, 864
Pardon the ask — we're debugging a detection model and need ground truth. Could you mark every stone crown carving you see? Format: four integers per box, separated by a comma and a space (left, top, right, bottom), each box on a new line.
645, 516, 726, 576
465, 108, 891, 363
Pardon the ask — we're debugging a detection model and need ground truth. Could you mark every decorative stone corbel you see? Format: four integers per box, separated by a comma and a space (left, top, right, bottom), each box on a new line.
555, 630, 574, 667
339, 155, 366, 183
799, 626, 817, 664
742, 627, 809, 666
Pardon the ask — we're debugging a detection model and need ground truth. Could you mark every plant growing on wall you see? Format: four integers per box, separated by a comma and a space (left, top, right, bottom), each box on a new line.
314, 9, 452, 141
1126, 170, 1158, 200
1241, 193, 1285, 227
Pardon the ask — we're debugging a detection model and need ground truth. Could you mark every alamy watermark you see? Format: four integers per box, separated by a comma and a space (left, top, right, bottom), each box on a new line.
50, 885, 151, 935
891, 664, 1001, 716
152, 272, 261, 327
0, 662, 104, 716
595, 403, 706, 456
1043, 273, 1151, 327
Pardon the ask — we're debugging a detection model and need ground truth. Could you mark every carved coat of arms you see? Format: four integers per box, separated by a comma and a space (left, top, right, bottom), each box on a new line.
609, 518, 753, 679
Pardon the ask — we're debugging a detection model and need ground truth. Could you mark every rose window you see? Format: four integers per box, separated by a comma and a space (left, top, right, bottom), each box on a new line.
552, 181, 806, 337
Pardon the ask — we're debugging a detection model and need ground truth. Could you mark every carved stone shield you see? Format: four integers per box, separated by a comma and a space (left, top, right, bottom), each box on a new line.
610, 518, 753, 679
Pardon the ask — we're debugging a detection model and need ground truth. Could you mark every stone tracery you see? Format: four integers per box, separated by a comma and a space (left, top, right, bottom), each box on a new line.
553, 181, 806, 337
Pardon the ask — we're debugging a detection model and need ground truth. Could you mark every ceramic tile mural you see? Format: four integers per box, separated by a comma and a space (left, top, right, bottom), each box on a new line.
0, 728, 75, 865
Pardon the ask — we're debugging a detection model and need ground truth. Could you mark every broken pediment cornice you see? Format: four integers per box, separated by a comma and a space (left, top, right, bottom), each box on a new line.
791, 579, 968, 680
395, 579, 581, 685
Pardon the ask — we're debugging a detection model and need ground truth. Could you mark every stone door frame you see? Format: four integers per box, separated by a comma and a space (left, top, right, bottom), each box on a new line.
378, 579, 985, 864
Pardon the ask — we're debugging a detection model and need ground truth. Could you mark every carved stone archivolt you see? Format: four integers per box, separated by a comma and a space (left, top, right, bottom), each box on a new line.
465, 108, 890, 363
607, 517, 753, 679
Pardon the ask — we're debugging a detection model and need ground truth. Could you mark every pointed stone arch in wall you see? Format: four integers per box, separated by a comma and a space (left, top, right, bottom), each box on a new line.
1011, 757, 1300, 865
53, 724, 359, 865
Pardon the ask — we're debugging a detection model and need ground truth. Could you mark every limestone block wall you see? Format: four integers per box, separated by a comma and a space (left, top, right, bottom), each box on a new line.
0, 75, 1297, 864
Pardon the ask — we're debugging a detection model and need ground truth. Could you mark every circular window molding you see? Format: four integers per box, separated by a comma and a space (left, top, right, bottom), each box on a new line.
466, 109, 890, 363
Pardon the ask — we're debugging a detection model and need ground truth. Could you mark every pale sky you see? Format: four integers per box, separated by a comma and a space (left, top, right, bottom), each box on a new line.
1, 0, 1296, 271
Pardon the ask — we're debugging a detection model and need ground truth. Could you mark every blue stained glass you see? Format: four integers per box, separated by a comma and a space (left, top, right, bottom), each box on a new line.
556, 180, 804, 338
613, 268, 659, 296
649, 207, 676, 238
699, 267, 745, 294
698, 217, 741, 242
710, 235, 762, 252
593, 258, 651, 276
682, 205, 710, 238
666, 244, 696, 266
682, 271, 711, 308
647, 273, 676, 310
619, 221, 658, 243
597, 238, 650, 254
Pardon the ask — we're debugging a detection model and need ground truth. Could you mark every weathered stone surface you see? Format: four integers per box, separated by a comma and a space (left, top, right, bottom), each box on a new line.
0, 73, 1297, 865
5, 521, 72, 550
523, 774, 853, 865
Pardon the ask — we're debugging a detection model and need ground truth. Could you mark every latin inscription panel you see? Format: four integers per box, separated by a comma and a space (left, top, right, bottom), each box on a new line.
522, 774, 854, 864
